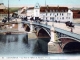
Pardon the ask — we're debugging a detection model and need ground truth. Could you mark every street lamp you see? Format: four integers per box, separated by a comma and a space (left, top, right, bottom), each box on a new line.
8, 0, 9, 22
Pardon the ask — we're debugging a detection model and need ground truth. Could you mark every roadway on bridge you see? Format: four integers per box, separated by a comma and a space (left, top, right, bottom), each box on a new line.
53, 22, 80, 35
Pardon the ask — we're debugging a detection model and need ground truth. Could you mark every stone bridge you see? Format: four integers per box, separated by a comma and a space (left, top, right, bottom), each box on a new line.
21, 20, 80, 53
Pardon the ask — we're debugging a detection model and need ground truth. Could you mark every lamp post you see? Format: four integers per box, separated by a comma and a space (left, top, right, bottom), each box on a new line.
8, 0, 9, 22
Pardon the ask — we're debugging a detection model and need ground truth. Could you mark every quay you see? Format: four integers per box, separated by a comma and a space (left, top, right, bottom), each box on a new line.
0, 21, 26, 34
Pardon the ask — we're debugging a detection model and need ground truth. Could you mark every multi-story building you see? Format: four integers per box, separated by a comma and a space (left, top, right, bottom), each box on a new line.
27, 3, 73, 22
0, 3, 8, 20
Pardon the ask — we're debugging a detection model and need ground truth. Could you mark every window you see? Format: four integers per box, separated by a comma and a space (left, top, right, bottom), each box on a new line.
56, 10, 58, 12
69, 17, 70, 19
50, 10, 52, 12
61, 10, 64, 12
68, 13, 71, 15
53, 10, 55, 12
46, 17, 47, 20
65, 9, 67, 12
46, 13, 47, 16
66, 17, 68, 19
62, 13, 63, 16
50, 17, 52, 20
62, 17, 64, 19
50, 13, 51, 16
57, 13, 58, 16
53, 13, 54, 15
55, 15, 56, 17
60, 13, 61, 16
57, 17, 58, 19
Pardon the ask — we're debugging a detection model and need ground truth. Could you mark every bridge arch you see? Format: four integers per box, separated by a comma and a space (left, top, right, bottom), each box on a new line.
37, 27, 50, 38
63, 42, 80, 53
23, 24, 30, 32
58, 37, 80, 53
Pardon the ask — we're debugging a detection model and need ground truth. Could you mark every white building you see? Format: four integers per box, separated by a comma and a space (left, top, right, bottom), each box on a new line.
26, 3, 73, 22
18, 7, 27, 18
0, 3, 8, 20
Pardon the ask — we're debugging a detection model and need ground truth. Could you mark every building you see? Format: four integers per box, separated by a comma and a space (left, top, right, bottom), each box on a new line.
18, 7, 27, 18
26, 3, 73, 22
71, 10, 80, 18
0, 3, 8, 20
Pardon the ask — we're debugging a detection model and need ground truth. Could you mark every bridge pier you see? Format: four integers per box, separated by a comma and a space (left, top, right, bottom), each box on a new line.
48, 26, 62, 53
49, 27, 56, 43
30, 21, 34, 32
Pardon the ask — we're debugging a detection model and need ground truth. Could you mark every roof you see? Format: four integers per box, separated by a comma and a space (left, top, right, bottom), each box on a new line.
0, 9, 8, 14
71, 10, 80, 14
27, 6, 68, 12
0, 4, 6, 9
21, 9, 26, 14
72, 10, 80, 18
40, 7, 68, 12
27, 7, 34, 10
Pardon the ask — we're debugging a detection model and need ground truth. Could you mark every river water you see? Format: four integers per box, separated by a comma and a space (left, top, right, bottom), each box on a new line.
0, 33, 50, 57
0, 33, 80, 57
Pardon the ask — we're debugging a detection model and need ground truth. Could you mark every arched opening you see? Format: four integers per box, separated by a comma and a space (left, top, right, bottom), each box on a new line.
63, 42, 80, 53
25, 26, 30, 32
23, 24, 30, 32
38, 28, 50, 38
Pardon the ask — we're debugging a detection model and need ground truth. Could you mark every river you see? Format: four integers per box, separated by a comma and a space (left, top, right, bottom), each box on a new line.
0, 33, 80, 57
0, 33, 50, 57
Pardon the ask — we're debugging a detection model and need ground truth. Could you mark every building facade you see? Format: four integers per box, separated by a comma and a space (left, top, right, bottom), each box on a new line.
0, 3, 8, 20
18, 7, 27, 18
27, 3, 73, 22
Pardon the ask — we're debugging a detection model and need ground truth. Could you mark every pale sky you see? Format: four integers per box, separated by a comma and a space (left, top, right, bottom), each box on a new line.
0, 0, 80, 8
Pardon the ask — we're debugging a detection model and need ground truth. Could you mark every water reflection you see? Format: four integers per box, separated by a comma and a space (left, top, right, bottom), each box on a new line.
0, 34, 18, 43
0, 34, 50, 56
33, 38, 50, 54
0, 33, 80, 57
0, 34, 29, 55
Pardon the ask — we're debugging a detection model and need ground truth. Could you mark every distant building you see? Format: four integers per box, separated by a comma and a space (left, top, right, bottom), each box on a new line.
71, 10, 80, 18
26, 3, 73, 22
18, 7, 27, 18
0, 3, 8, 20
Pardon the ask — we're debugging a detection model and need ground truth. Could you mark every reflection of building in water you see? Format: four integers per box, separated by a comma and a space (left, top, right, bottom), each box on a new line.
0, 34, 18, 43
22, 34, 28, 44
6, 35, 18, 42
33, 38, 50, 54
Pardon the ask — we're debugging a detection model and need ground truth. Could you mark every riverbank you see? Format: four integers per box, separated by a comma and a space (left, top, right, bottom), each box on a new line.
0, 29, 27, 35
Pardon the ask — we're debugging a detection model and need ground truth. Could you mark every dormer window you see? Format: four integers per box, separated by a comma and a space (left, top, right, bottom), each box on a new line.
53, 10, 55, 12
56, 10, 58, 12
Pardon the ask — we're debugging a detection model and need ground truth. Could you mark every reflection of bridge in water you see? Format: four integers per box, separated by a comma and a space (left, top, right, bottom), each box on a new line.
21, 19, 80, 53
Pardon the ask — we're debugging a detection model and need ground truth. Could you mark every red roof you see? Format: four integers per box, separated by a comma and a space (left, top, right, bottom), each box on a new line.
27, 7, 34, 10
71, 10, 80, 14
0, 9, 8, 14
27, 6, 68, 12
72, 10, 80, 18
40, 7, 68, 12
0, 9, 13, 14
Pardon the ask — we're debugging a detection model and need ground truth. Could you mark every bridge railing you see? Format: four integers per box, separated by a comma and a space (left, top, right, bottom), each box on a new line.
55, 27, 80, 40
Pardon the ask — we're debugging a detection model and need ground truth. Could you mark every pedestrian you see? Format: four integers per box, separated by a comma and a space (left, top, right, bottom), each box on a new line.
71, 27, 73, 32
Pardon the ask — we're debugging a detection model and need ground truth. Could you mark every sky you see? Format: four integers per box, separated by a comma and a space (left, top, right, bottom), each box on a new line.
0, 0, 80, 8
